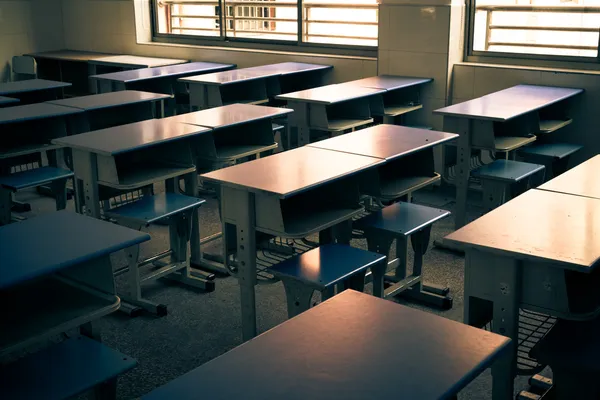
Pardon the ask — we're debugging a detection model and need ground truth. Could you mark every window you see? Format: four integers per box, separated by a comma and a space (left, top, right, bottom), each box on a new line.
152, 0, 378, 51
468, 0, 600, 61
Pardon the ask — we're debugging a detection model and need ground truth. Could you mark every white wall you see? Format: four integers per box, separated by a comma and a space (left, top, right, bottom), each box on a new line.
60, 0, 377, 83
378, 0, 465, 130
0, 0, 64, 82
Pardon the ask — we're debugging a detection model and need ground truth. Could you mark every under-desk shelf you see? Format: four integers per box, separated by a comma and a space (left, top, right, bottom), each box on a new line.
260, 206, 364, 238
0, 276, 119, 356
379, 174, 441, 200
326, 118, 373, 132
214, 143, 278, 161
495, 136, 536, 152
384, 104, 423, 117
0, 143, 62, 160
99, 161, 196, 190
539, 118, 572, 133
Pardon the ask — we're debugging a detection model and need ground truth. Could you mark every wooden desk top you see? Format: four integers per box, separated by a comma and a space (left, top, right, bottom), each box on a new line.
0, 96, 19, 106
276, 84, 385, 105
0, 79, 71, 96
344, 75, 432, 91
47, 90, 170, 111
0, 210, 149, 290
445, 189, 600, 272
0, 103, 83, 125
144, 290, 511, 400
434, 85, 583, 122
89, 62, 236, 83
90, 55, 188, 68
539, 155, 600, 200
24, 49, 111, 62
167, 103, 293, 129
309, 124, 457, 161
243, 62, 332, 76
201, 146, 383, 198
53, 118, 210, 156
179, 69, 280, 85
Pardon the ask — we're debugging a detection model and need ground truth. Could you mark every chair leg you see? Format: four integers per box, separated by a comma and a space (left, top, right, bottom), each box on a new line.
365, 234, 394, 296
0, 188, 12, 225
282, 280, 315, 318
164, 210, 215, 292
346, 271, 367, 293
370, 259, 388, 298
399, 227, 452, 309
51, 178, 68, 211
482, 180, 507, 212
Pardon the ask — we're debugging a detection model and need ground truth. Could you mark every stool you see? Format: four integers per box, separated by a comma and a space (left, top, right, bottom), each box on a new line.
266, 244, 387, 318
0, 335, 136, 400
104, 192, 213, 316
354, 201, 452, 309
472, 160, 545, 212
0, 166, 73, 225
530, 317, 600, 399
518, 142, 582, 180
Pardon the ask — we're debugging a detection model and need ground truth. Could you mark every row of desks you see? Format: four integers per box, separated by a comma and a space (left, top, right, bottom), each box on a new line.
434, 84, 583, 229
51, 103, 293, 271
24, 50, 190, 95
446, 154, 600, 394
1, 210, 512, 399
0, 90, 170, 164
201, 124, 458, 340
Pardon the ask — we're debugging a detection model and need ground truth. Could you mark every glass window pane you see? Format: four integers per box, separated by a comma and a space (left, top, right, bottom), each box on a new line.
303, 0, 378, 46
223, 0, 298, 41
472, 0, 600, 58
155, 0, 221, 37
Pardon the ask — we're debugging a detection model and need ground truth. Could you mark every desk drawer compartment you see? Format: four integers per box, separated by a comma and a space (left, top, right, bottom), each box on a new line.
96, 141, 195, 190
254, 176, 364, 238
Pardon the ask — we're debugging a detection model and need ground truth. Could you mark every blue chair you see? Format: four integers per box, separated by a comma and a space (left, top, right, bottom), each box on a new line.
0, 166, 73, 225
354, 201, 452, 309
472, 159, 545, 211
266, 244, 387, 318
0, 335, 136, 400
518, 142, 582, 180
104, 192, 211, 316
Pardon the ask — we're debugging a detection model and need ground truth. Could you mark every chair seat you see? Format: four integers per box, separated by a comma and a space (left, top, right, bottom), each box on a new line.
105, 193, 205, 225
0, 167, 73, 191
272, 123, 285, 132
530, 317, 600, 371
267, 244, 385, 289
472, 160, 544, 183
0, 336, 137, 400
354, 202, 450, 237
519, 142, 582, 160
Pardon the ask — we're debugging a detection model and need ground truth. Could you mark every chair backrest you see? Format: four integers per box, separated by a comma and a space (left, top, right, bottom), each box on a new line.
12, 56, 37, 80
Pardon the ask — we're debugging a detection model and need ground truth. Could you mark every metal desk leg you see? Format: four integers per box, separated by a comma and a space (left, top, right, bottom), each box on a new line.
224, 186, 257, 341
182, 172, 201, 263
454, 118, 472, 229
295, 103, 310, 148
188, 83, 207, 111
72, 150, 101, 218
465, 250, 518, 397
492, 341, 514, 400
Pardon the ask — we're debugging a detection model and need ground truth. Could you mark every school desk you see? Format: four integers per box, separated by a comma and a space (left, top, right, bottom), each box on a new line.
0, 79, 71, 104
538, 154, 600, 200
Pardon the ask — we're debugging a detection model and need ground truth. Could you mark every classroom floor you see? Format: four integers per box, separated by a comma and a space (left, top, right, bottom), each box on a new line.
15, 184, 541, 399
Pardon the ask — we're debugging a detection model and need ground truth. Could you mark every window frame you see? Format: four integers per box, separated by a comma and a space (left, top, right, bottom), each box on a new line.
150, 0, 379, 58
464, 0, 600, 65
